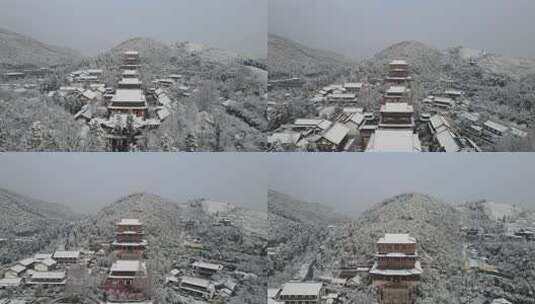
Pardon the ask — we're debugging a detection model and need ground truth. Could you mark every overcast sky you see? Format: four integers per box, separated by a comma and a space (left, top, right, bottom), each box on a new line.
0, 153, 267, 214
0, 0, 266, 58
269, 0, 535, 60
269, 154, 535, 215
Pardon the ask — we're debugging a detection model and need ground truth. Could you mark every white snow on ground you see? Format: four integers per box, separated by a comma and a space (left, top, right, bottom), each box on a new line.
246, 66, 268, 83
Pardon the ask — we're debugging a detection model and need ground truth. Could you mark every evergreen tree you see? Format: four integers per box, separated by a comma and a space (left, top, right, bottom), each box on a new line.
160, 133, 176, 152
125, 114, 137, 147
87, 120, 107, 151
30, 121, 44, 151
184, 133, 198, 152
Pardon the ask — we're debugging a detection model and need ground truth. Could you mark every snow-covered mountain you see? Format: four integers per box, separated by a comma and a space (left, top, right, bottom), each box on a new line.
268, 33, 350, 79
0, 27, 82, 68
0, 188, 75, 236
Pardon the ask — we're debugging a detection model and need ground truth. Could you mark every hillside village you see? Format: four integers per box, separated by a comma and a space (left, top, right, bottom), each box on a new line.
0, 190, 266, 304
267, 35, 535, 152
267, 191, 535, 304
0, 29, 268, 152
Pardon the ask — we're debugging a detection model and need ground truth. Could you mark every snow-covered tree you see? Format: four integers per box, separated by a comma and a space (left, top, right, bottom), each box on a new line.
184, 133, 198, 152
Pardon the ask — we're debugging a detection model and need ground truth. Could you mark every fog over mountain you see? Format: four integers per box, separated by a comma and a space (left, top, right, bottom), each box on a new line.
269, 153, 535, 214
0, 0, 267, 58
0, 153, 267, 214
269, 0, 535, 60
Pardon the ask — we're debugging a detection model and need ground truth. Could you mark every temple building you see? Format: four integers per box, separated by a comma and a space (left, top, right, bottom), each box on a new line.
27, 271, 66, 286
384, 86, 410, 103
102, 260, 148, 291
52, 250, 80, 264
111, 218, 148, 259
277, 282, 324, 304
179, 276, 216, 300
108, 89, 148, 118
369, 234, 422, 304
121, 51, 140, 70
118, 78, 143, 90
385, 60, 412, 86
379, 103, 415, 129
192, 261, 224, 277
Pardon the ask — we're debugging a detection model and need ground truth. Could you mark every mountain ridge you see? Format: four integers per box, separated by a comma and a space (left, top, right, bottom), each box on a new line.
0, 27, 83, 68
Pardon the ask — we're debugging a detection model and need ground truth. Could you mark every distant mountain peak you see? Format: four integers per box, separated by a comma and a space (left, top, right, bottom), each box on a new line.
0, 27, 82, 67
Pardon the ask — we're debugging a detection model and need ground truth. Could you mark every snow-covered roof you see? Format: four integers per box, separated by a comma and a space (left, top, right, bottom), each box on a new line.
280, 282, 323, 296
268, 288, 281, 299
369, 261, 422, 276
484, 120, 508, 133
87, 69, 103, 74
181, 276, 211, 288
491, 298, 512, 304
444, 89, 463, 96
124, 51, 139, 55
118, 218, 142, 225
157, 94, 172, 106
510, 127, 528, 138
321, 123, 350, 145
349, 113, 365, 126
366, 130, 421, 152
381, 102, 413, 113
268, 132, 301, 145
119, 78, 142, 85
111, 89, 146, 103
378, 233, 416, 244
343, 82, 363, 89
434, 96, 454, 105
156, 78, 175, 84
111, 239, 148, 247
192, 261, 223, 271
435, 130, 461, 152
31, 271, 65, 280
429, 115, 450, 132
53, 250, 80, 259
376, 252, 417, 258
294, 119, 332, 130
389, 60, 408, 65
0, 278, 22, 286
34, 253, 52, 260
82, 89, 97, 100
110, 260, 145, 273
9, 264, 26, 274
435, 130, 460, 152
122, 70, 138, 76
36, 258, 57, 267
156, 107, 170, 120
386, 86, 408, 94
329, 93, 356, 99
18, 258, 35, 267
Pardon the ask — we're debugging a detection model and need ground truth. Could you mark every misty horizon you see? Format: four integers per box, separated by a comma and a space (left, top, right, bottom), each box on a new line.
0, 153, 267, 214
0, 0, 267, 58
269, 154, 535, 215
269, 0, 535, 60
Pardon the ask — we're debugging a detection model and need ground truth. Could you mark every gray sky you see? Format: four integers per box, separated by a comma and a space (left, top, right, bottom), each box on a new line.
0, 153, 267, 214
269, 154, 535, 215
269, 0, 535, 60
0, 0, 266, 58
